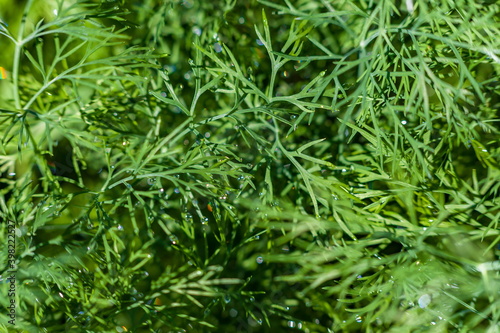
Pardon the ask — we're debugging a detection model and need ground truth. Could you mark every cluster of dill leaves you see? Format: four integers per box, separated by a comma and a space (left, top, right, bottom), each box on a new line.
0, 0, 499, 332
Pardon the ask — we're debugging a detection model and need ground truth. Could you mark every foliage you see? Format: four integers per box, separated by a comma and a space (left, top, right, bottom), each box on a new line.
0, 0, 499, 332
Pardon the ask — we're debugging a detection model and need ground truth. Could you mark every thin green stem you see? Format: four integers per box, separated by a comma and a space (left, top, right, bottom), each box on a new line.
12, 43, 22, 110
12, 0, 34, 110
268, 58, 277, 99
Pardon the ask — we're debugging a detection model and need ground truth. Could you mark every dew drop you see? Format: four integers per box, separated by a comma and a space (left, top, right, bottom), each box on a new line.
224, 294, 231, 303
214, 42, 222, 53
418, 294, 431, 308
256, 256, 264, 264
192, 27, 202, 36
174, 188, 180, 194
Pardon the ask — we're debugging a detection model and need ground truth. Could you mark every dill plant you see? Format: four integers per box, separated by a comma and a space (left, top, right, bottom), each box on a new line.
0, 0, 499, 332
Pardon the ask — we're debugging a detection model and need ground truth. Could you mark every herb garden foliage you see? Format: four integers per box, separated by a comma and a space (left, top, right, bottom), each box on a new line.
0, 0, 498, 332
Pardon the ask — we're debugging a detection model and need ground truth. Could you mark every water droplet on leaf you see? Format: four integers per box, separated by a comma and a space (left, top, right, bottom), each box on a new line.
214, 42, 222, 53
418, 294, 431, 308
